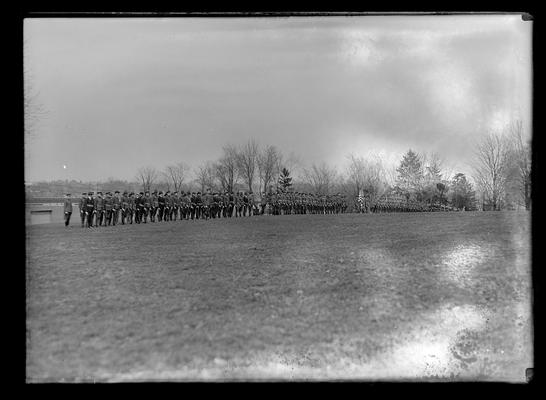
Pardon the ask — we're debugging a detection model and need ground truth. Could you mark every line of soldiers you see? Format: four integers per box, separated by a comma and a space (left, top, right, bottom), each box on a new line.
77, 189, 348, 228
261, 192, 348, 215
357, 198, 453, 213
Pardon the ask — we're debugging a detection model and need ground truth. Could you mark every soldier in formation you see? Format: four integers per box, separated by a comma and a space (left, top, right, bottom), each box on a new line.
365, 197, 450, 213
74, 189, 353, 228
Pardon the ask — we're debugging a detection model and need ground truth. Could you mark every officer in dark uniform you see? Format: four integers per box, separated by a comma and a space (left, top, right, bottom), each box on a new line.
226, 191, 233, 218
84, 192, 95, 228
127, 192, 134, 224
180, 191, 189, 220
169, 191, 176, 220
233, 192, 241, 217
157, 191, 164, 221
104, 192, 113, 225
63, 193, 73, 227
188, 192, 195, 220
186, 191, 193, 219
79, 192, 87, 227
132, 192, 139, 223
150, 190, 158, 222
217, 191, 224, 218
248, 192, 256, 216
167, 190, 174, 220
179, 191, 185, 220
219, 191, 227, 218
164, 191, 172, 221
195, 191, 203, 219
94, 191, 105, 227
241, 191, 248, 217
269, 191, 276, 215
171, 191, 178, 220
213, 191, 221, 218
113, 190, 121, 225
219, 191, 226, 218
259, 192, 266, 215
209, 191, 216, 218
171, 191, 180, 221
172, 191, 180, 221
142, 191, 151, 223
121, 191, 129, 224
111, 191, 119, 222
201, 189, 211, 220
137, 192, 146, 223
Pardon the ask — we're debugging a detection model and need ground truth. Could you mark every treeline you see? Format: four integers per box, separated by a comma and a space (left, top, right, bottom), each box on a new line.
26, 120, 531, 211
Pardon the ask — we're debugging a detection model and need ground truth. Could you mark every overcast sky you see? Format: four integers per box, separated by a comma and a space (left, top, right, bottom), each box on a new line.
24, 15, 532, 183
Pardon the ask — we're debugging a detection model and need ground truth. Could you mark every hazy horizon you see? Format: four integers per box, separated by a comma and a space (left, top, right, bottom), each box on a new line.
24, 15, 532, 183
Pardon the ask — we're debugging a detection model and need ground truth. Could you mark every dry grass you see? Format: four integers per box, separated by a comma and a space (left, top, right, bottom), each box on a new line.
26, 211, 532, 381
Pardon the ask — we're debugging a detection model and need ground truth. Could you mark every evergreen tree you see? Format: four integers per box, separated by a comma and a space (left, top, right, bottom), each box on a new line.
278, 167, 293, 192
449, 173, 477, 210
396, 149, 424, 198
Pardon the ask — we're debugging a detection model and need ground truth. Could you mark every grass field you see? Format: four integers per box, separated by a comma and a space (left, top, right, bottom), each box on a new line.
25, 211, 532, 382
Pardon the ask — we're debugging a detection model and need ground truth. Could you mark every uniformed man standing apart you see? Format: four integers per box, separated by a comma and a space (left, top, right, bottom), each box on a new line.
84, 192, 95, 228
94, 192, 105, 227
79, 192, 87, 228
63, 193, 73, 227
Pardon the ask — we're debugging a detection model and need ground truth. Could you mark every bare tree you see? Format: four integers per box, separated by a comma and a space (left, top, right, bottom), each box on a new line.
303, 162, 339, 195
346, 154, 366, 200
472, 132, 511, 211
215, 145, 239, 192
420, 152, 451, 204
136, 166, 159, 193
163, 162, 190, 193
257, 145, 282, 194
507, 120, 532, 210
195, 161, 217, 193
346, 154, 389, 210
236, 139, 259, 193
422, 152, 444, 182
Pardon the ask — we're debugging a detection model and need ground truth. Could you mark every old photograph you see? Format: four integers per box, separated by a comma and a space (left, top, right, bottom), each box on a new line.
24, 14, 533, 382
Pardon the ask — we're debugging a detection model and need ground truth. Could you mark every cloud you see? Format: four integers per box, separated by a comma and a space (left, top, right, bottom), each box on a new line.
24, 16, 532, 182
